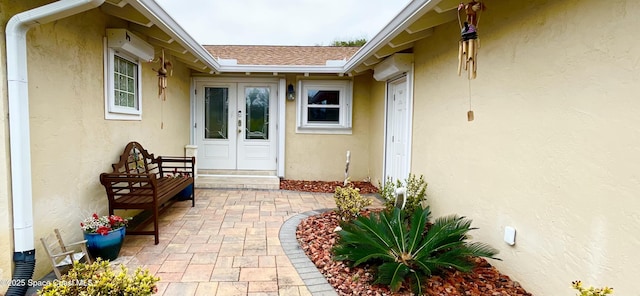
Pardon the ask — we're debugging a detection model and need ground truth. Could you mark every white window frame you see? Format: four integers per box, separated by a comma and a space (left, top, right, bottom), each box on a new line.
104, 40, 143, 120
296, 80, 352, 134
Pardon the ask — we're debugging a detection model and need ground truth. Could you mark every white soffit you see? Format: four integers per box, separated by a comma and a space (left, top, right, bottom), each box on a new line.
123, 0, 221, 73
344, 0, 459, 73
104, 0, 460, 75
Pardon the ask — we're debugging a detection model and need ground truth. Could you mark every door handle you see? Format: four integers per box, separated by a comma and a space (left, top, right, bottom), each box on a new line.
238, 110, 242, 133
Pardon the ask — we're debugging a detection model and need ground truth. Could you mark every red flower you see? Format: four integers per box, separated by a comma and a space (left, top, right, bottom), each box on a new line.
81, 213, 129, 234
96, 226, 111, 235
108, 215, 122, 225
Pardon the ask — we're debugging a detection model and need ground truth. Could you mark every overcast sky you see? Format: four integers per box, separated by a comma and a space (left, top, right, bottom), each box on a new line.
154, 0, 410, 46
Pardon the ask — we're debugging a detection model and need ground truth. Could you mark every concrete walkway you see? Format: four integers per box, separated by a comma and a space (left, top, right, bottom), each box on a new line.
113, 189, 381, 296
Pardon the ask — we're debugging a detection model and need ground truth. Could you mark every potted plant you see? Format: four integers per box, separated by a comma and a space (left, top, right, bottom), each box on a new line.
168, 168, 192, 200
80, 213, 129, 261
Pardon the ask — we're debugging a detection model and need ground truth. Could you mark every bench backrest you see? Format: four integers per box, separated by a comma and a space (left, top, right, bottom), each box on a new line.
111, 141, 159, 176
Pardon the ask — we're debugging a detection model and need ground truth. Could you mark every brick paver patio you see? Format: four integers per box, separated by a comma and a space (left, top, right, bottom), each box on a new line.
112, 189, 381, 296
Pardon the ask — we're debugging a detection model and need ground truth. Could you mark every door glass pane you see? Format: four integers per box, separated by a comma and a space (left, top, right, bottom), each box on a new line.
245, 87, 269, 140
204, 87, 228, 139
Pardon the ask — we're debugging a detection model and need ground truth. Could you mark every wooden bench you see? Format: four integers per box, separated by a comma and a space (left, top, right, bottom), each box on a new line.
100, 141, 195, 244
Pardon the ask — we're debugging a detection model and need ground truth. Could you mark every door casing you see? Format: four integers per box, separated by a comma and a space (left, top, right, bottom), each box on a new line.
383, 72, 414, 182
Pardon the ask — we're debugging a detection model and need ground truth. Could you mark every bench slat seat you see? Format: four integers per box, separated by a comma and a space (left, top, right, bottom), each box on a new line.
100, 142, 195, 244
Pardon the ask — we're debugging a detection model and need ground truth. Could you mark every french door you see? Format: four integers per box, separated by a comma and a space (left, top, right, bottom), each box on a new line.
196, 82, 277, 170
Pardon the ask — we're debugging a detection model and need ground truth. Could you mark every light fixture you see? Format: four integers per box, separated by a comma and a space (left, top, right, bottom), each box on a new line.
287, 83, 296, 101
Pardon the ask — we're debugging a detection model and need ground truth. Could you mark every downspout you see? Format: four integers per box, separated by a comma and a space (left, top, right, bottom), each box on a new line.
5, 0, 104, 295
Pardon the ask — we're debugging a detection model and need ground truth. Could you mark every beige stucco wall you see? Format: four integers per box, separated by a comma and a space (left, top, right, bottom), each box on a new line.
0, 3, 194, 282
409, 0, 640, 294
284, 75, 372, 181
366, 78, 387, 186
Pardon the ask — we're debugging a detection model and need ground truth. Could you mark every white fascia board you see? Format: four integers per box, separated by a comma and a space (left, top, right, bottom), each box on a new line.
126, 0, 220, 73
219, 64, 346, 74
343, 0, 437, 73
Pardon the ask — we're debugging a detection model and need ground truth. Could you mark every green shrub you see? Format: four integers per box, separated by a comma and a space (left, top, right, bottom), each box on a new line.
572, 280, 613, 296
333, 206, 499, 295
334, 183, 372, 221
379, 174, 427, 217
39, 259, 160, 296
378, 177, 401, 211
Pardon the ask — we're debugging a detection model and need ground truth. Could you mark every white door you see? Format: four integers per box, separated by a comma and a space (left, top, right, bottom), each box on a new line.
196, 82, 277, 171
384, 77, 410, 182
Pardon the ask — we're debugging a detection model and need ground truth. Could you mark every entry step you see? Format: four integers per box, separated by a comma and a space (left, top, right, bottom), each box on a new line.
198, 169, 276, 176
195, 174, 280, 190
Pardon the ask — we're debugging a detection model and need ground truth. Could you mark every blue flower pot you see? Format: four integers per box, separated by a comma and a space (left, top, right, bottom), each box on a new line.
176, 184, 193, 201
84, 227, 125, 261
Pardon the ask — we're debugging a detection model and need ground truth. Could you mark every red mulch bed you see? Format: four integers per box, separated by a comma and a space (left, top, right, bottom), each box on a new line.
287, 180, 532, 296
280, 179, 379, 194
297, 211, 532, 296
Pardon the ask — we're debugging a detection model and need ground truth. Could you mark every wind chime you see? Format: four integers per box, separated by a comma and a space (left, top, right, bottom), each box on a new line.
457, 1, 485, 121
153, 49, 173, 100
152, 49, 173, 128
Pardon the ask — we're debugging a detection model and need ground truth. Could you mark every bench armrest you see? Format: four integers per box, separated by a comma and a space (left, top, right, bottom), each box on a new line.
157, 156, 194, 162
156, 156, 195, 177
100, 173, 159, 202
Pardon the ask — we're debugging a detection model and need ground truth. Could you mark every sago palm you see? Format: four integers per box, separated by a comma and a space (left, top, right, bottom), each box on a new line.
332, 206, 499, 295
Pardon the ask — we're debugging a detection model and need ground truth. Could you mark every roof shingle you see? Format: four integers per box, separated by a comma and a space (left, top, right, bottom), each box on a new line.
203, 45, 360, 66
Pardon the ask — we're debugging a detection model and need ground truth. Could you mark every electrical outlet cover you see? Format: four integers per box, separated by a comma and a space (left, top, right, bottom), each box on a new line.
504, 226, 516, 246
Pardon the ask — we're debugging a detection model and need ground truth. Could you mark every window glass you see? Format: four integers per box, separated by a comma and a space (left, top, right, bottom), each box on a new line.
308, 90, 339, 105
308, 108, 340, 122
113, 55, 137, 109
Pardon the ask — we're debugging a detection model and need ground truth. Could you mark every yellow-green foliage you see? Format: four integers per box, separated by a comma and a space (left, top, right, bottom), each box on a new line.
378, 178, 401, 212
379, 174, 427, 217
39, 259, 160, 296
334, 184, 372, 221
572, 280, 613, 296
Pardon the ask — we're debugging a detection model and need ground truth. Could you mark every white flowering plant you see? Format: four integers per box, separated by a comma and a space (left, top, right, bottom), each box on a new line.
80, 213, 129, 235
